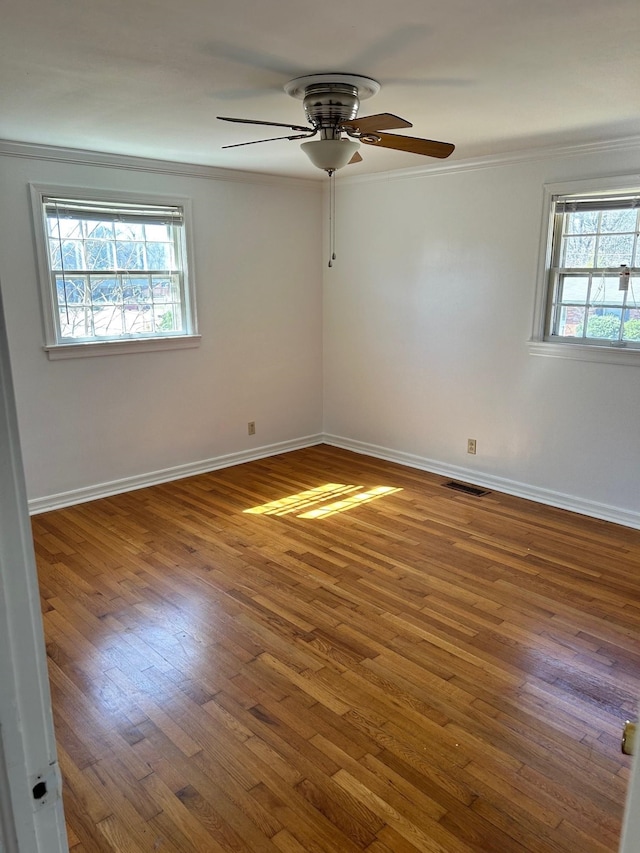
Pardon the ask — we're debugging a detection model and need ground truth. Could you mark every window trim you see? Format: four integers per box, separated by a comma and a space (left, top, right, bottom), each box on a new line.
30, 184, 200, 359
530, 174, 640, 366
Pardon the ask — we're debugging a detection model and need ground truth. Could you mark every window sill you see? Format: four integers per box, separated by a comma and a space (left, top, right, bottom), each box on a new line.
44, 335, 201, 360
528, 339, 640, 366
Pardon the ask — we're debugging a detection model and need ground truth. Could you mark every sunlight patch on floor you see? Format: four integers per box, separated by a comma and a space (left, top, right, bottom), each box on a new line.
244, 484, 402, 519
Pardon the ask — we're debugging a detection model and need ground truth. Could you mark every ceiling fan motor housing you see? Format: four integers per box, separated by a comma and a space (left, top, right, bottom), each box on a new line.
303, 83, 360, 137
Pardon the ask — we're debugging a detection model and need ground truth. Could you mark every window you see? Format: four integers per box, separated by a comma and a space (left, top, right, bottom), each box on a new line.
532, 177, 640, 364
31, 186, 199, 358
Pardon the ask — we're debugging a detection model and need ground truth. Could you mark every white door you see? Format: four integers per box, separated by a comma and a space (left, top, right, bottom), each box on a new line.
0, 281, 67, 852
621, 740, 640, 851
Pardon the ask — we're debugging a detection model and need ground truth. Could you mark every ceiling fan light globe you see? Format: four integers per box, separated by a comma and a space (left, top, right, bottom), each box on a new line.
301, 139, 361, 172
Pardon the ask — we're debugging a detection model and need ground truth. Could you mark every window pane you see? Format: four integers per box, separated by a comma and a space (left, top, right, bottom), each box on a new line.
56, 240, 84, 269
154, 305, 183, 333
47, 217, 82, 239
116, 241, 146, 270
92, 306, 124, 337
562, 235, 595, 267
124, 306, 153, 334
49, 241, 61, 269
115, 221, 145, 240
144, 223, 172, 241
55, 275, 65, 305
596, 234, 634, 267
145, 241, 174, 269
84, 220, 114, 240
56, 276, 87, 305
559, 276, 589, 302
623, 309, 640, 341
59, 306, 94, 338
151, 276, 180, 303
564, 211, 598, 234
589, 276, 626, 305
585, 309, 622, 339
123, 278, 151, 305
556, 305, 585, 337
85, 240, 114, 270
600, 209, 638, 233
91, 277, 121, 304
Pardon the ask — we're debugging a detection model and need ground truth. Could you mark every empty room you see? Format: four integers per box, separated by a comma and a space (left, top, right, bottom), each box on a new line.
1, 1, 640, 851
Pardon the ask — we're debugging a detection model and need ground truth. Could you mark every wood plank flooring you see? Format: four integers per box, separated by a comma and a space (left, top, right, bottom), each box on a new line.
32, 445, 640, 852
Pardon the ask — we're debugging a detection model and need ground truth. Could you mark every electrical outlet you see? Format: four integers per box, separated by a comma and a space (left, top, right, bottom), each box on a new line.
248, 421, 256, 436
467, 438, 477, 455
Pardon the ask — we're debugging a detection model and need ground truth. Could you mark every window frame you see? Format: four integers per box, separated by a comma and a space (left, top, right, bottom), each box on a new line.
531, 175, 640, 366
30, 184, 200, 359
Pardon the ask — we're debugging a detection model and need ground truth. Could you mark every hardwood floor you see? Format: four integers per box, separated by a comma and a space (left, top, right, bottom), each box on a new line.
32, 445, 640, 852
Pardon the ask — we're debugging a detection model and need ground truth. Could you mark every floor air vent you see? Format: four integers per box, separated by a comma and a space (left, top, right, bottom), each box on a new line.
443, 481, 491, 497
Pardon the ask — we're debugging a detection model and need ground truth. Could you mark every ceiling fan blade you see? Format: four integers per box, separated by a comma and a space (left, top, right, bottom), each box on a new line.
222, 132, 316, 149
218, 116, 313, 133
361, 132, 454, 159
342, 113, 412, 133
348, 151, 363, 165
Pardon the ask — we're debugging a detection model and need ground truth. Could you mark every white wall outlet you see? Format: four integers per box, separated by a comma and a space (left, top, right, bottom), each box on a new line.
248, 421, 256, 436
467, 438, 477, 455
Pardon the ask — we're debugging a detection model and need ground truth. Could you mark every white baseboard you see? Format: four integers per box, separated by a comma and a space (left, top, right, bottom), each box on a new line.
323, 434, 640, 531
29, 431, 640, 530
28, 434, 324, 514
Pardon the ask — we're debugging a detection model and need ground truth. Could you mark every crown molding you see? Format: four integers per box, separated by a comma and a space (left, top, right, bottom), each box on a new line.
2, 133, 639, 192
340, 134, 640, 186
0, 139, 319, 191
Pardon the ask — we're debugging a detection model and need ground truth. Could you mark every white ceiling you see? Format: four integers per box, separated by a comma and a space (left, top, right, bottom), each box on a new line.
2, 0, 639, 180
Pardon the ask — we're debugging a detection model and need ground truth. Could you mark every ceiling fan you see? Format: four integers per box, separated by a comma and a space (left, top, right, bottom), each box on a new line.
218, 73, 455, 173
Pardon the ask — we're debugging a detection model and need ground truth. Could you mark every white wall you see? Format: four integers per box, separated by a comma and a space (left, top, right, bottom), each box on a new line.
323, 144, 640, 523
0, 148, 323, 505
1, 140, 639, 525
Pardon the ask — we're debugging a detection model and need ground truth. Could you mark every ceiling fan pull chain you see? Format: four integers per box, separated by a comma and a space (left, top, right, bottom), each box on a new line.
332, 169, 337, 264
328, 169, 335, 267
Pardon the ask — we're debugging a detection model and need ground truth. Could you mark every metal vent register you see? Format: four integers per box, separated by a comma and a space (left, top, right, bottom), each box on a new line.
443, 481, 491, 497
